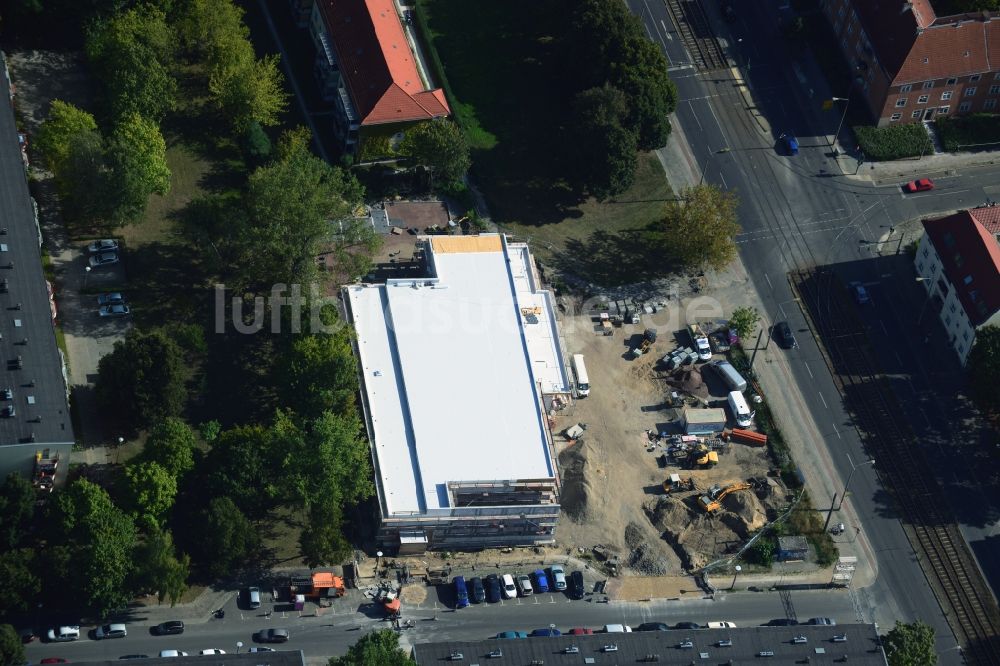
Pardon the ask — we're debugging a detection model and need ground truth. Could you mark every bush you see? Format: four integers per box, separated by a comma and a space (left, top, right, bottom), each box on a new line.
935, 113, 1000, 152
854, 123, 933, 161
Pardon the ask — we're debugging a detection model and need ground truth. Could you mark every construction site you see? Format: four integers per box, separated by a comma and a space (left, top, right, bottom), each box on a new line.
554, 288, 794, 576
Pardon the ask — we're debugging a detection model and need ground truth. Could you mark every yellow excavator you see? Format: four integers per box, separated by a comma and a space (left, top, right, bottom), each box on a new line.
698, 482, 752, 513
688, 444, 719, 469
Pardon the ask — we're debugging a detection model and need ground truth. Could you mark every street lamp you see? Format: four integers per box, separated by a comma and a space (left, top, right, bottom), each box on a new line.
831, 96, 851, 154
83, 265, 91, 289
836, 457, 876, 510
730, 565, 742, 591
236, 641, 243, 654
376, 550, 383, 577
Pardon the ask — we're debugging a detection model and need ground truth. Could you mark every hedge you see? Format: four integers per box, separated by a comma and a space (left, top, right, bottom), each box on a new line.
935, 113, 1000, 152
854, 123, 933, 161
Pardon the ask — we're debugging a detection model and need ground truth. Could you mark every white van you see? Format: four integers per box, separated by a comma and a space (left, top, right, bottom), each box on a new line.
602, 624, 633, 633
713, 360, 748, 392
727, 391, 753, 427
707, 620, 737, 629
572, 354, 590, 397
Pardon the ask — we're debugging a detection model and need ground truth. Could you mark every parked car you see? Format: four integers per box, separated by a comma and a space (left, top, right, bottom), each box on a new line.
530, 628, 561, 637
88, 239, 119, 253
247, 586, 261, 609
94, 624, 127, 640
198, 649, 226, 655
635, 622, 670, 632
533, 569, 549, 593
254, 628, 289, 643
707, 621, 737, 629
484, 574, 502, 603
496, 631, 528, 639
19, 628, 36, 643
515, 574, 534, 596
904, 178, 934, 193
99, 304, 130, 317
775, 321, 798, 349
765, 618, 799, 626
567, 627, 594, 635
501, 574, 517, 599
469, 576, 486, 603
118, 656, 150, 660
153, 621, 184, 636
47, 627, 80, 642
568, 570, 585, 599
40, 659, 68, 664
97, 292, 125, 306
602, 624, 632, 633
807, 617, 836, 625
89, 251, 120, 268
673, 622, 702, 630
2, 404, 14, 418
453, 576, 469, 608
248, 647, 275, 653
850, 282, 870, 305
780, 132, 799, 155
158, 650, 188, 658
549, 565, 567, 591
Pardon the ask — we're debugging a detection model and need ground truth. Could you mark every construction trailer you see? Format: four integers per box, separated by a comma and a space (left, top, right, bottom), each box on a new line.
681, 407, 727, 435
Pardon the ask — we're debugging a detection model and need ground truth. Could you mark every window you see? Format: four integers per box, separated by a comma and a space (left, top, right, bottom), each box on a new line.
947, 77, 958, 85
986, 99, 998, 111
964, 87, 977, 97
918, 95, 929, 104
912, 110, 922, 118
941, 91, 953, 100
922, 247, 930, 258
950, 303, 958, 313
954, 253, 964, 267
963, 330, 969, 341
959, 101, 971, 112
896, 98, 908, 107
923, 80, 935, 89
995, 71, 1000, 80
963, 275, 973, 285
900, 84, 913, 93
990, 85, 1000, 95
945, 315, 952, 326
939, 106, 950, 115
890, 113, 902, 121
970, 74, 981, 82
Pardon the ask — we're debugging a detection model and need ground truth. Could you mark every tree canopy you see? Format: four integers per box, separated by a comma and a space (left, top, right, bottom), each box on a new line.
35, 100, 98, 172
656, 184, 740, 271
967, 325, 1000, 415
882, 620, 937, 666
143, 417, 198, 478
105, 112, 171, 224
0, 624, 26, 666
131, 525, 189, 606
329, 629, 416, 666
728, 306, 761, 340
191, 497, 259, 578
124, 461, 178, 525
96, 328, 187, 431
568, 85, 636, 199
277, 330, 358, 420
0, 472, 35, 550
399, 119, 471, 187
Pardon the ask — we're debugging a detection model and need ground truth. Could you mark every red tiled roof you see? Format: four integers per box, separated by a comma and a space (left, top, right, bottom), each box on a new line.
895, 17, 1000, 83
852, 2, 925, 79
316, 0, 450, 126
970, 205, 1000, 233
923, 210, 1000, 326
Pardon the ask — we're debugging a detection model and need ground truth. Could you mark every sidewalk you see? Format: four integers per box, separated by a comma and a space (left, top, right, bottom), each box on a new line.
832, 143, 1000, 185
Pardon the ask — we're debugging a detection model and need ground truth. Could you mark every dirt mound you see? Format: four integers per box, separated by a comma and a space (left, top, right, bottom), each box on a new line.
624, 520, 672, 576
667, 368, 710, 400
725, 491, 767, 533
559, 442, 593, 523
644, 496, 746, 570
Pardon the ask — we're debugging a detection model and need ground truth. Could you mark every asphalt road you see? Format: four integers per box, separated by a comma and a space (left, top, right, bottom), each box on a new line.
24, 588, 858, 662
627, 0, 1000, 662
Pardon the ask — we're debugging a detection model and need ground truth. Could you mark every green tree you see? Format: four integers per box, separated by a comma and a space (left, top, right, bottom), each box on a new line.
132, 525, 189, 605
568, 86, 636, 199
105, 112, 171, 224
399, 119, 471, 188
728, 306, 761, 340
0, 472, 35, 549
277, 331, 357, 420
300, 494, 351, 568
210, 51, 288, 131
883, 620, 937, 666
0, 549, 40, 615
96, 329, 187, 431
205, 424, 282, 519
47, 480, 137, 618
967, 325, 1000, 414
0, 624, 26, 666
59, 130, 110, 222
144, 417, 197, 478
193, 497, 259, 578
748, 536, 774, 567
176, 0, 249, 63
242, 120, 272, 166
611, 36, 677, 150
330, 629, 416, 666
35, 100, 98, 172
657, 184, 740, 271
124, 461, 178, 524
85, 5, 177, 120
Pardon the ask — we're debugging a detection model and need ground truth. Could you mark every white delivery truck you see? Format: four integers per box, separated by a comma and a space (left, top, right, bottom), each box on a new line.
572, 354, 590, 397
688, 323, 713, 361
727, 390, 754, 427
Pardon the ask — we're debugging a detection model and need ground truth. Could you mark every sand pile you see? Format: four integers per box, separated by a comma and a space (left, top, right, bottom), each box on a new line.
559, 441, 593, 522
624, 521, 672, 576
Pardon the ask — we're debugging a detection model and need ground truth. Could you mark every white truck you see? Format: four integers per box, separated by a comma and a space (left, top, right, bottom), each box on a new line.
688, 324, 712, 361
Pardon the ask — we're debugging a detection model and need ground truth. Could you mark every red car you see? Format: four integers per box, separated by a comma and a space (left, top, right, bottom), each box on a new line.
40, 659, 69, 664
567, 627, 594, 635
904, 178, 934, 192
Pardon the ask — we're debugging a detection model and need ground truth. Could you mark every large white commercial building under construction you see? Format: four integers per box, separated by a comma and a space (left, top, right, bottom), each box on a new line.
344, 235, 570, 552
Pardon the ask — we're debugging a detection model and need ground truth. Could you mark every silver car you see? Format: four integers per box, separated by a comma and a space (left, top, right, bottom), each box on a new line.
99, 304, 130, 317
89, 251, 119, 268
549, 565, 567, 591
97, 292, 125, 305
88, 239, 119, 253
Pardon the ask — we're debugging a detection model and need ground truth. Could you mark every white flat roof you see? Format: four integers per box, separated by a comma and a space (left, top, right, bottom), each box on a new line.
347, 235, 561, 516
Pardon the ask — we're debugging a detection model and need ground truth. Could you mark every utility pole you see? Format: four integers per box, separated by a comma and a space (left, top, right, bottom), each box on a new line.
749, 328, 764, 369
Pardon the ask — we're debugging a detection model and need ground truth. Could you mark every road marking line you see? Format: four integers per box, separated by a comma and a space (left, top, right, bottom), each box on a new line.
805, 362, 813, 378
893, 350, 902, 366
819, 392, 828, 409
719, 172, 728, 189
832, 423, 841, 440
765, 273, 773, 290
879, 320, 888, 335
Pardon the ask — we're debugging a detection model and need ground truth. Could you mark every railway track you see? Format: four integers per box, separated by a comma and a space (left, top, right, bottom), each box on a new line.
664, 0, 729, 72
792, 268, 1000, 664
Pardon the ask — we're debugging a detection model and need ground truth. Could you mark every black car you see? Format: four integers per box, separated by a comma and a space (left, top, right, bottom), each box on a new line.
119, 656, 150, 660
673, 621, 702, 630
153, 621, 184, 636
775, 321, 798, 349
765, 618, 799, 626
469, 576, 486, 603
635, 622, 669, 632
568, 570, 585, 599
484, 574, 502, 603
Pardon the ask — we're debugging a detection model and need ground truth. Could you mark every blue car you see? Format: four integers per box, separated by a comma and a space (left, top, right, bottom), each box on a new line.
496, 631, 528, 639
533, 569, 549, 593
454, 576, 469, 608
780, 133, 799, 155
530, 628, 562, 637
